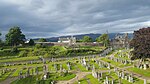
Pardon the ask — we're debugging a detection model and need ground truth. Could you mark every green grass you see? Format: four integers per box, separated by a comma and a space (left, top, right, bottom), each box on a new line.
62, 63, 68, 70
11, 72, 75, 84
78, 79, 88, 84
76, 63, 87, 72
86, 74, 99, 84
0, 56, 39, 63
74, 72, 143, 84
0, 71, 12, 82
127, 67, 150, 77
11, 75, 37, 84
101, 58, 131, 68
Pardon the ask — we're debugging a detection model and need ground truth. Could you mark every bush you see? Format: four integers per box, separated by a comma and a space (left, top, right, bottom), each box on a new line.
19, 50, 28, 57
11, 47, 19, 53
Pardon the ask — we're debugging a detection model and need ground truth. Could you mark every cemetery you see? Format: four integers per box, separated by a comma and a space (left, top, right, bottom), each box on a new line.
0, 48, 150, 84
0, 27, 150, 84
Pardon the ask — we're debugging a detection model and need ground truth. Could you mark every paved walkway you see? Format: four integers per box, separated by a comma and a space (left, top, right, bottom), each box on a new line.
0, 77, 18, 84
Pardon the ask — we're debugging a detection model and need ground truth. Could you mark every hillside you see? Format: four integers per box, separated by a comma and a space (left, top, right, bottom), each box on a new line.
34, 33, 133, 42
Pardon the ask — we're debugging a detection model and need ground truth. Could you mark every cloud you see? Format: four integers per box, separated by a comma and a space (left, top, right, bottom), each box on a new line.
0, 0, 150, 39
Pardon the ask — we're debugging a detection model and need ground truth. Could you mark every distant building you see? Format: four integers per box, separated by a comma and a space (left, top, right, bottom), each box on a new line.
25, 39, 30, 44
58, 36, 76, 44
111, 33, 130, 49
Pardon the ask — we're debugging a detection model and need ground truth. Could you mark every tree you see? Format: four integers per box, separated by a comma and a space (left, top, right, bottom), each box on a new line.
5, 26, 26, 46
96, 34, 109, 47
82, 36, 92, 42
28, 39, 35, 46
130, 27, 150, 59
38, 38, 47, 42
0, 32, 1, 43
0, 32, 2, 47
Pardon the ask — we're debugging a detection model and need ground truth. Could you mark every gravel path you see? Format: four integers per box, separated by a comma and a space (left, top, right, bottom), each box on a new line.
56, 72, 91, 84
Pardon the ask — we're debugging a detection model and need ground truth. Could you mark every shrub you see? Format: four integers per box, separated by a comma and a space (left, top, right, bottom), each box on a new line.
19, 50, 28, 57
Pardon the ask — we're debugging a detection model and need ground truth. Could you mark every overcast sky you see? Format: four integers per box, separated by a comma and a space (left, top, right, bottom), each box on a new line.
0, 0, 150, 39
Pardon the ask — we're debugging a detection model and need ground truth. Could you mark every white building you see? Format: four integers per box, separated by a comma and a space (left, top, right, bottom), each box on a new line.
58, 36, 76, 44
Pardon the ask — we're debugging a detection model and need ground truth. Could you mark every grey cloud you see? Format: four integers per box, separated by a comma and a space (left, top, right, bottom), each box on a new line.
0, 0, 150, 39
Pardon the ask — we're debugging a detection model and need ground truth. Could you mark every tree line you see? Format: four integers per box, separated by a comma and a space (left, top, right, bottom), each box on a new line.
0, 26, 110, 47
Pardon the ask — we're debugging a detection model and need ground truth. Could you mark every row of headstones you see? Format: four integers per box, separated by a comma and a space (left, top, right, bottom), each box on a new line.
103, 76, 115, 84
53, 63, 71, 72
134, 60, 150, 70
18, 64, 57, 84
114, 67, 134, 83
117, 49, 131, 59
80, 58, 111, 71
100, 47, 113, 57
114, 67, 147, 84
107, 56, 132, 65
3, 61, 43, 67
0, 68, 12, 76
18, 65, 48, 79
97, 60, 111, 69
92, 70, 147, 84
91, 69, 115, 84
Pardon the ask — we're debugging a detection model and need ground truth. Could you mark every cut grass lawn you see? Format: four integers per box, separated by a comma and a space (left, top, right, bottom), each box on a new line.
0, 71, 12, 82
0, 56, 39, 63
74, 72, 143, 84
127, 67, 150, 77
101, 58, 132, 68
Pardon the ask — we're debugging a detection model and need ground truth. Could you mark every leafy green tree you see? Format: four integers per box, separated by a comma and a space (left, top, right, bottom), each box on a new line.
82, 36, 92, 42
38, 38, 47, 42
28, 39, 35, 46
35, 44, 42, 49
5, 26, 26, 46
96, 34, 109, 47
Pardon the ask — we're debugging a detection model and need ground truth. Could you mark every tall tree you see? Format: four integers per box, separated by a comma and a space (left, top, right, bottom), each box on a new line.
5, 26, 26, 46
130, 27, 150, 59
96, 34, 109, 47
82, 36, 92, 42
0, 32, 2, 45
38, 38, 47, 42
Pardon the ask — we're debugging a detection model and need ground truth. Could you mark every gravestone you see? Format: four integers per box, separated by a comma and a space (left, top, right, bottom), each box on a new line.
54, 64, 57, 71
121, 72, 124, 79
111, 79, 114, 84
144, 79, 147, 84
67, 63, 71, 70
35, 67, 39, 75
83, 58, 86, 66
92, 65, 97, 78
18, 71, 23, 79
60, 64, 63, 72
43, 74, 47, 80
107, 63, 110, 69
27, 68, 30, 77
144, 64, 147, 70
125, 76, 128, 80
